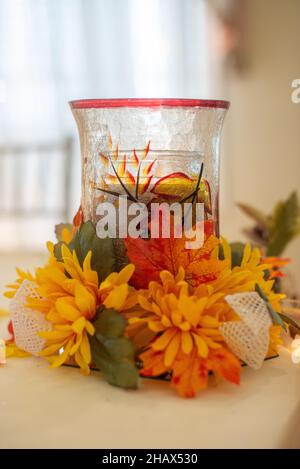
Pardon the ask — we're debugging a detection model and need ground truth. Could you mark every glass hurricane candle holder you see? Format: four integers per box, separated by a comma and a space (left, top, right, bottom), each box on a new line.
70, 98, 229, 241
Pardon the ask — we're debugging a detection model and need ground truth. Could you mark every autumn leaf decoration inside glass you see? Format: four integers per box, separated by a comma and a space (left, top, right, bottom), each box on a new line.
94, 140, 213, 222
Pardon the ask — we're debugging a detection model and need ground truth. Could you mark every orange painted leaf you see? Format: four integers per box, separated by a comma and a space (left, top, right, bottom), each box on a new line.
117, 156, 126, 177
142, 141, 151, 159
106, 174, 119, 185
143, 159, 156, 176
125, 170, 136, 186
132, 149, 139, 169
139, 175, 153, 195
112, 144, 119, 161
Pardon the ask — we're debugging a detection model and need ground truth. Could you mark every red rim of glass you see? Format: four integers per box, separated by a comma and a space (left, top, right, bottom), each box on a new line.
69, 98, 230, 110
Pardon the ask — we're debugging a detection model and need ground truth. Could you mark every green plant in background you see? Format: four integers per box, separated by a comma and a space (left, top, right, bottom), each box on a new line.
237, 191, 300, 256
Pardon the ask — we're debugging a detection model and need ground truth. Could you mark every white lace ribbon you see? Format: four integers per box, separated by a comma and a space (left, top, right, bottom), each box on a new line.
10, 280, 52, 355
220, 292, 272, 369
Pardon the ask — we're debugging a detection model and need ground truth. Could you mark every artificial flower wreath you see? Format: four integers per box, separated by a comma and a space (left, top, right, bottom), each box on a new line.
4, 218, 298, 398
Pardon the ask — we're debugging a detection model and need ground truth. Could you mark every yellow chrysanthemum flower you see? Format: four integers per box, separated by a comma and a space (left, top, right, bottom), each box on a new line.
38, 288, 96, 375
99, 264, 138, 311
27, 244, 99, 317
212, 239, 285, 311
22, 243, 137, 374
4, 268, 35, 299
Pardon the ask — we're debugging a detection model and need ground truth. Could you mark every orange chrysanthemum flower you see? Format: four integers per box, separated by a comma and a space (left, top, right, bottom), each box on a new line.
128, 267, 240, 397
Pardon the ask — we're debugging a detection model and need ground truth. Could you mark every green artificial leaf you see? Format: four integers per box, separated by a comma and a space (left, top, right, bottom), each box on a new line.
255, 283, 286, 331
68, 221, 116, 282
237, 202, 270, 230
53, 241, 65, 262
230, 242, 247, 267
93, 307, 126, 338
219, 241, 247, 268
53, 221, 118, 282
267, 192, 300, 256
90, 308, 139, 389
54, 223, 73, 242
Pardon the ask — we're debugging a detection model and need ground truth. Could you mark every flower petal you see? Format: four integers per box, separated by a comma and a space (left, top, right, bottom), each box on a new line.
50, 339, 73, 368
152, 328, 177, 351
192, 333, 209, 358
181, 331, 193, 355
86, 320, 95, 336
80, 331, 91, 364
148, 320, 165, 332
38, 330, 71, 341
74, 284, 96, 319
39, 340, 68, 356
74, 349, 90, 375
116, 264, 135, 285
56, 298, 81, 321
164, 333, 181, 367
72, 316, 86, 334
138, 295, 153, 312
104, 284, 128, 310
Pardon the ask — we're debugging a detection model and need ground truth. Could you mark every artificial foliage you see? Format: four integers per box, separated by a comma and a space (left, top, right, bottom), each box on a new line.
238, 191, 300, 256
90, 307, 139, 389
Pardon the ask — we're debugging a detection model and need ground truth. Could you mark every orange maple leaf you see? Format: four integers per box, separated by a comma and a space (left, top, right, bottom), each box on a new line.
124, 221, 225, 289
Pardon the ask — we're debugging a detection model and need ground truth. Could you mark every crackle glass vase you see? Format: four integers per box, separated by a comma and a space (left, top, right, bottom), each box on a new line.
70, 98, 229, 239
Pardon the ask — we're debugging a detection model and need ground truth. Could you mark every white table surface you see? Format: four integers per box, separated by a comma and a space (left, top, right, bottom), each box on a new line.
1, 252, 300, 449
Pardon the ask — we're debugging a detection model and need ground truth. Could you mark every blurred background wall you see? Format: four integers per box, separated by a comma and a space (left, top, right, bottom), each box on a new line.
221, 0, 300, 290
0, 0, 299, 288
